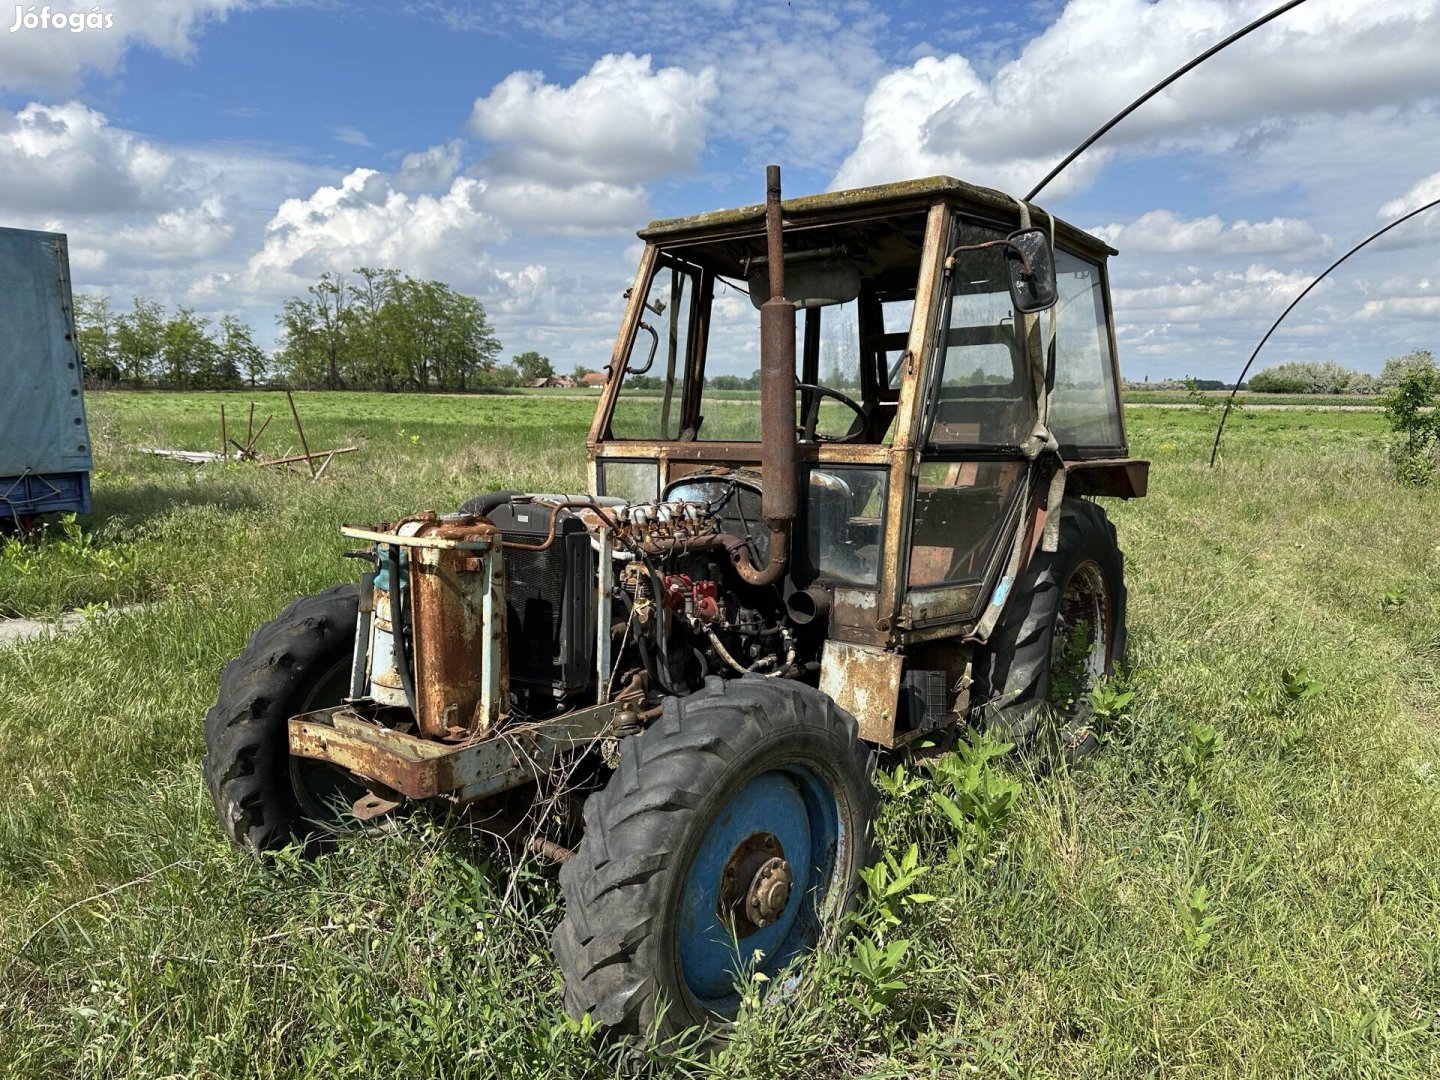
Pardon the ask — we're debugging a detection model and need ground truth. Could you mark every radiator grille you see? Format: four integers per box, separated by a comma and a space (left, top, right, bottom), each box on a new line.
503, 538, 570, 687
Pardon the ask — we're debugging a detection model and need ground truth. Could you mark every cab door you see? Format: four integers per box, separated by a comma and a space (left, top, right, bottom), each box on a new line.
899, 214, 1037, 630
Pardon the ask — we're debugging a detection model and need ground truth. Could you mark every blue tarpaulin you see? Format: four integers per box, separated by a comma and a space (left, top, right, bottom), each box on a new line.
0, 227, 92, 515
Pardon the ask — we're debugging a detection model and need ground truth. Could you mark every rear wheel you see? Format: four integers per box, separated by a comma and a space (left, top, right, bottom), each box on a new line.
203, 584, 374, 854
552, 677, 876, 1040
971, 498, 1127, 763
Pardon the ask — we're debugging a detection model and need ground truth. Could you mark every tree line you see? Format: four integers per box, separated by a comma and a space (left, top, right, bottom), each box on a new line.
1125, 352, 1436, 396
72, 268, 570, 392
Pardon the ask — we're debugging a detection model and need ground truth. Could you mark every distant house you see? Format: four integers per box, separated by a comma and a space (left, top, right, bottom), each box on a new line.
530, 375, 578, 388
580, 371, 607, 388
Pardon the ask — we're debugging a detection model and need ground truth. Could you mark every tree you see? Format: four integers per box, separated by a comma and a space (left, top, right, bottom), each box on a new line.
74, 294, 120, 384
513, 350, 554, 383
219, 314, 266, 388
273, 271, 501, 391
574, 364, 596, 381
114, 296, 165, 386
351, 267, 400, 390
161, 307, 217, 387
308, 271, 351, 389
277, 297, 324, 388
1379, 349, 1437, 392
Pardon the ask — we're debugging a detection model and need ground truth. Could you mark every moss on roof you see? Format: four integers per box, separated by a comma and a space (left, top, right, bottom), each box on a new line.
639, 175, 1117, 258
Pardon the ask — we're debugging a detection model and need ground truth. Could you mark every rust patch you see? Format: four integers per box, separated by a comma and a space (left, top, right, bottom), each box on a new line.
406, 517, 504, 738
818, 639, 903, 746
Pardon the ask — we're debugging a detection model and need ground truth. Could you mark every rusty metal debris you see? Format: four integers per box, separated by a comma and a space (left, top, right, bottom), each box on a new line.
142, 392, 358, 479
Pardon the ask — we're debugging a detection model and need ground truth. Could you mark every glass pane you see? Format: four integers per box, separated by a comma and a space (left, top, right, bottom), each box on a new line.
598, 461, 658, 503
908, 460, 1023, 587
807, 466, 887, 586
1049, 250, 1122, 447
927, 222, 1030, 447
609, 264, 695, 440
881, 299, 913, 388
694, 277, 790, 442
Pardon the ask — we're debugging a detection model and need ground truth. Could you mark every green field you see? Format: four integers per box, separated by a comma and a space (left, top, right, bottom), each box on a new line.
2, 391, 1438, 1078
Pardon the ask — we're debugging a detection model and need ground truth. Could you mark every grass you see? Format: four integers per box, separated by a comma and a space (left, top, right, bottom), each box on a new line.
1124, 389, 1384, 407
2, 391, 1438, 1077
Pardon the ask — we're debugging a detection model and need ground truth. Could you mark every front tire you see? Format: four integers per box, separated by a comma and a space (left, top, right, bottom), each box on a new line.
203, 584, 370, 854
552, 677, 876, 1040
971, 498, 1127, 763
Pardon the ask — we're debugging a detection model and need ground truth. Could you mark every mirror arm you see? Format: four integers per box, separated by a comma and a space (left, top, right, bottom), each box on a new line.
943, 239, 1034, 276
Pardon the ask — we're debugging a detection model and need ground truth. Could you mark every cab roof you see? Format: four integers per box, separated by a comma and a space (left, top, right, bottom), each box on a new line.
639, 175, 1117, 259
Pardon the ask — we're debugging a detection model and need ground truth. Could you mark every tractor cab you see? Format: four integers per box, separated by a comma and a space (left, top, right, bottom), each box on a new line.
589, 175, 1145, 743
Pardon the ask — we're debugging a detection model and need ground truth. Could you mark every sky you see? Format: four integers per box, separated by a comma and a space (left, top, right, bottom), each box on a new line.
1, 0, 1438, 381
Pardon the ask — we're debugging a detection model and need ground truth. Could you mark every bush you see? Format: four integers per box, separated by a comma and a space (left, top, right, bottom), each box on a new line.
1381, 355, 1440, 484
1247, 360, 1367, 395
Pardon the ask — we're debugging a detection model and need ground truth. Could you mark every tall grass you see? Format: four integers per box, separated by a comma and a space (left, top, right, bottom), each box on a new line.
1, 393, 1437, 1077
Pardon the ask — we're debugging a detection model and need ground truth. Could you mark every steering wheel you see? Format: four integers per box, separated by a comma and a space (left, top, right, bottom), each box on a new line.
795, 382, 866, 443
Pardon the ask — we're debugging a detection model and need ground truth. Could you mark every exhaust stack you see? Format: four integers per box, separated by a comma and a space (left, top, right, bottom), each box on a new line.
734, 164, 796, 587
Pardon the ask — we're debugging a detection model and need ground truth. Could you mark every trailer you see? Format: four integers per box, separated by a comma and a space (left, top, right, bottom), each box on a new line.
0, 227, 92, 529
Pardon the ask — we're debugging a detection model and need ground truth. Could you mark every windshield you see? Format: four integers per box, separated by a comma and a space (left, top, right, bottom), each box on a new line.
605, 212, 928, 445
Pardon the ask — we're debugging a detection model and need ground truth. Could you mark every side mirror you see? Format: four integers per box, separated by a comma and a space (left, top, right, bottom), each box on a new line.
1004, 227, 1058, 314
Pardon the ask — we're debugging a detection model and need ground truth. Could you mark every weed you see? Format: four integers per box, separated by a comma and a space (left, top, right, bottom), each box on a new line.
1179, 883, 1223, 958
927, 731, 1021, 860
1281, 666, 1323, 702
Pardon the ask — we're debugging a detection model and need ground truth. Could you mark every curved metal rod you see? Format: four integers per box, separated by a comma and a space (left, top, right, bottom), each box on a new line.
1025, 0, 1310, 202
625, 321, 659, 375
1208, 195, 1440, 466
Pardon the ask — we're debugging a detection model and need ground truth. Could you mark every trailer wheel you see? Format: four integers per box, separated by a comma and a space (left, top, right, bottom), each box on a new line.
971, 498, 1127, 764
204, 584, 373, 854
552, 676, 876, 1040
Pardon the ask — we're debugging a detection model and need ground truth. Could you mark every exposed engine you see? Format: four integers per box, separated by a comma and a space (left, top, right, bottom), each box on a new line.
457, 475, 812, 722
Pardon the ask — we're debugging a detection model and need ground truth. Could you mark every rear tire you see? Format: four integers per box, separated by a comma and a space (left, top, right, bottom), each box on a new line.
552, 676, 876, 1040
971, 499, 1127, 764
203, 584, 371, 854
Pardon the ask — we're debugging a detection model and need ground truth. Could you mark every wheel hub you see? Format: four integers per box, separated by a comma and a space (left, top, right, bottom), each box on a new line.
745, 856, 792, 927
719, 831, 792, 937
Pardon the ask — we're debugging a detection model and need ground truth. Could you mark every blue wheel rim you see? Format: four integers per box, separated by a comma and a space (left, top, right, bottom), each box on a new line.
676, 763, 843, 1010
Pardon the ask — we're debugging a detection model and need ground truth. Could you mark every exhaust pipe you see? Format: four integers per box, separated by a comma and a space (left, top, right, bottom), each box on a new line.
642, 167, 795, 587
734, 164, 796, 587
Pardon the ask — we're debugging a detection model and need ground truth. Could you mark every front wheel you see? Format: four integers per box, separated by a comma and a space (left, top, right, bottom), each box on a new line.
971, 498, 1127, 763
203, 584, 373, 854
552, 677, 876, 1039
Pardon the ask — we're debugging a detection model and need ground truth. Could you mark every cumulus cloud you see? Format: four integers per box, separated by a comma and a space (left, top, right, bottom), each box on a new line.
0, 0, 255, 92
467, 52, 715, 229
1113, 264, 1317, 322
395, 140, 463, 192
835, 0, 1440, 195
470, 53, 716, 186
0, 101, 184, 213
243, 167, 505, 292
436, 0, 884, 168
1092, 210, 1328, 257
475, 178, 648, 233
113, 195, 234, 259
1379, 171, 1440, 218
1357, 295, 1440, 319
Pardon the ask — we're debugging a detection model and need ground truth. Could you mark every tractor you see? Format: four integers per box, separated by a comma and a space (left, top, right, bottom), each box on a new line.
203, 167, 1148, 1039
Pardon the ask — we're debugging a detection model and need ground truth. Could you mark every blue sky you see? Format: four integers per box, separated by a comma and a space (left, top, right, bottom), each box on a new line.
1, 0, 1438, 379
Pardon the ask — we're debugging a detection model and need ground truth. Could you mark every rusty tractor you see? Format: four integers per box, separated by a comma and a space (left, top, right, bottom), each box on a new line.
203, 167, 1148, 1039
